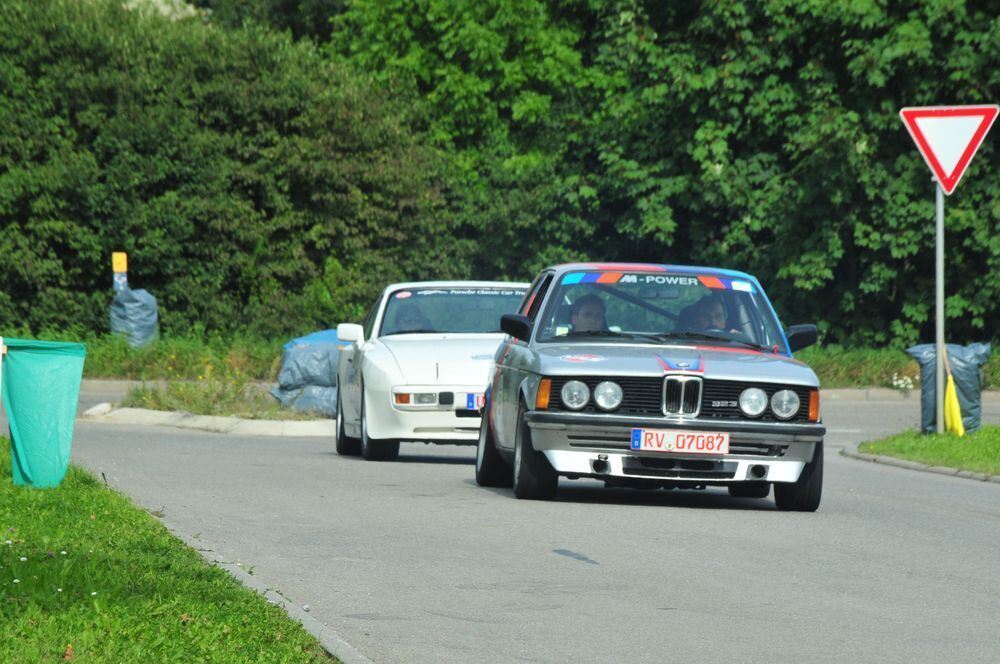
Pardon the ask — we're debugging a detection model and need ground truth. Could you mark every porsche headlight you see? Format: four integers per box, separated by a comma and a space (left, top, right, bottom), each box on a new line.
561, 380, 590, 410
739, 387, 768, 417
770, 389, 800, 420
593, 381, 623, 411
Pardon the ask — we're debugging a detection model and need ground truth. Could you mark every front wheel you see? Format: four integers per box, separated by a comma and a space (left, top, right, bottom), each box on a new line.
335, 391, 361, 456
774, 441, 823, 512
512, 402, 557, 500
360, 390, 400, 462
475, 403, 512, 487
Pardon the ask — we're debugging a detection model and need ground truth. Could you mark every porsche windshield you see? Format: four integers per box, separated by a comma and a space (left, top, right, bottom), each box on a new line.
380, 287, 527, 336
536, 271, 788, 353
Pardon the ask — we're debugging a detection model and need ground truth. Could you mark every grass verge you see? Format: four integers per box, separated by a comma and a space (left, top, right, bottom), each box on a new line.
120, 381, 323, 420
858, 425, 1000, 476
0, 440, 332, 662
796, 346, 997, 389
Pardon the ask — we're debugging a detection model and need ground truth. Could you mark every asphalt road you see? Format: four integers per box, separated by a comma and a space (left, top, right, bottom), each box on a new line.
29, 390, 1000, 662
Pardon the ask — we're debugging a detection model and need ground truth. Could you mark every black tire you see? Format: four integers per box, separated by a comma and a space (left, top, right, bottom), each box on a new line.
512, 401, 558, 500
774, 441, 823, 512
728, 481, 770, 499
360, 390, 400, 462
475, 402, 512, 487
335, 391, 361, 456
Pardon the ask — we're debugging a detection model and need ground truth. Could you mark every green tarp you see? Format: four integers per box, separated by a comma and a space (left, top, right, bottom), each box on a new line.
2, 338, 86, 487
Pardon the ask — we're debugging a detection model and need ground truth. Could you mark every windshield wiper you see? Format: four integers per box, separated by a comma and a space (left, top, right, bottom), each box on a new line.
561, 330, 662, 342
652, 331, 773, 353
381, 329, 441, 336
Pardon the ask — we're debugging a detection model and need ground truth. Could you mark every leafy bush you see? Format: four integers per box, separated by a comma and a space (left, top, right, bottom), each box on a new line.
0, 0, 459, 338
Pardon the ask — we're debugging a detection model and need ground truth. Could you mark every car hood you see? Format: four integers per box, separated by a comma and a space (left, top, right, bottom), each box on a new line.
379, 334, 505, 385
535, 343, 820, 387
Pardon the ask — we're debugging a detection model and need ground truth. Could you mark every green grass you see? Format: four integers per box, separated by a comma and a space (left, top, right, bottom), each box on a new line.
6, 332, 998, 390
0, 439, 331, 662
121, 381, 322, 420
7, 332, 283, 381
858, 425, 1000, 476
83, 334, 281, 381
796, 346, 998, 390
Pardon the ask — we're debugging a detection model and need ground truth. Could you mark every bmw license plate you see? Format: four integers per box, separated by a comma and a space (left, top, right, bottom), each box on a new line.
630, 428, 730, 455
464, 393, 486, 410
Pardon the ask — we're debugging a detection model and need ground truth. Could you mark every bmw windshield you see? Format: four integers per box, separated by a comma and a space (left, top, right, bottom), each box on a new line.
381, 287, 527, 336
536, 270, 789, 353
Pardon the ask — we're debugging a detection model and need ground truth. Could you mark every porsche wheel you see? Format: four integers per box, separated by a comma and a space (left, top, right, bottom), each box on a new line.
475, 402, 511, 487
335, 391, 361, 456
360, 390, 400, 462
512, 401, 557, 500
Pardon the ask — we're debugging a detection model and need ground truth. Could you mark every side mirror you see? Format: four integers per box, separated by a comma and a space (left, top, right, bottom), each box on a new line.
785, 324, 818, 352
500, 314, 533, 342
337, 323, 364, 344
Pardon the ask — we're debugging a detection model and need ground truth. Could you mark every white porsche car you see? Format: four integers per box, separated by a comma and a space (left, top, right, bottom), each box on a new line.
335, 281, 529, 460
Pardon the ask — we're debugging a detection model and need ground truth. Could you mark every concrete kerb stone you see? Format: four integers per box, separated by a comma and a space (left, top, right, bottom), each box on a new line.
164, 527, 372, 664
840, 445, 1000, 485
81, 404, 334, 438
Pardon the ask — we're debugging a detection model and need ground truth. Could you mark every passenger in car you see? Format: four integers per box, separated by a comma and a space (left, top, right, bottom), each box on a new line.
570, 293, 607, 332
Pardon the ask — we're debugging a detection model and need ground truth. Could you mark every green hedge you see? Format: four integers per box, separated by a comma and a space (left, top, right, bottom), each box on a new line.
0, 0, 461, 339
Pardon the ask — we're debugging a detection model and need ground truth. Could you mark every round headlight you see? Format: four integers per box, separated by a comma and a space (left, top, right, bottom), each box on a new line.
593, 381, 623, 411
770, 389, 800, 420
739, 387, 768, 417
561, 380, 590, 410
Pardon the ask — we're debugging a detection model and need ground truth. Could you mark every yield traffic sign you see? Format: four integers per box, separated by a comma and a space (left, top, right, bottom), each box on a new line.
899, 105, 998, 195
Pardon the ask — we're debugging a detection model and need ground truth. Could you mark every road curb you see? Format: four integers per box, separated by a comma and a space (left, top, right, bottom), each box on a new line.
840, 445, 1000, 485
81, 404, 334, 438
162, 527, 372, 664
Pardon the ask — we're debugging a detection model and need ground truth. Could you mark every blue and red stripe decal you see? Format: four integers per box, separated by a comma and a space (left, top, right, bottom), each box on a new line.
655, 354, 705, 373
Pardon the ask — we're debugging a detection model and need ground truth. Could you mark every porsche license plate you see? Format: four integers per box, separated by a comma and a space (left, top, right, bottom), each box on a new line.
630, 428, 730, 455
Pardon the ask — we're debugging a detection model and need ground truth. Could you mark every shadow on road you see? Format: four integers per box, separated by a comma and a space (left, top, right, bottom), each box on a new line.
324, 450, 475, 465
461, 478, 775, 511
395, 453, 475, 466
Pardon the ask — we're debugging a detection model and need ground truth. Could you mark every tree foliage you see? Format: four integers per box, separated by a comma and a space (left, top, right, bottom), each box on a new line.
320, 0, 999, 346
3, 0, 998, 345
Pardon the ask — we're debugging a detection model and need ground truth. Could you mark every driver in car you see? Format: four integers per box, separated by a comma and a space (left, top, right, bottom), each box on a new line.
394, 303, 432, 333
570, 294, 607, 332
681, 295, 739, 334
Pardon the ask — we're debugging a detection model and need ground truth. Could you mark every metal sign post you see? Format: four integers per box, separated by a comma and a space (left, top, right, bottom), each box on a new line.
934, 184, 945, 433
899, 105, 998, 433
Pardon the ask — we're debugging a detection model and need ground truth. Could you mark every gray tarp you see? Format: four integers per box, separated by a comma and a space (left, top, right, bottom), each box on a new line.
270, 337, 342, 416
906, 343, 992, 434
110, 288, 159, 348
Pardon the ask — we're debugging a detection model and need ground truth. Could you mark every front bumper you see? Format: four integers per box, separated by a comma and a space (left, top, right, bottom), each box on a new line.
526, 411, 824, 484
366, 384, 484, 443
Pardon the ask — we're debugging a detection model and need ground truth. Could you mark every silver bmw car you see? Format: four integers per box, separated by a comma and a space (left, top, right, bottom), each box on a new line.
475, 262, 826, 511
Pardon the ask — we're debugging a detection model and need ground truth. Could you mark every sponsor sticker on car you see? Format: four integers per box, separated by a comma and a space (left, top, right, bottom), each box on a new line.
466, 393, 486, 410
630, 428, 730, 455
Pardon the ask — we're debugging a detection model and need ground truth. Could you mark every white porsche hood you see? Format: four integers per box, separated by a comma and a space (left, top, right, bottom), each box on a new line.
379, 334, 505, 385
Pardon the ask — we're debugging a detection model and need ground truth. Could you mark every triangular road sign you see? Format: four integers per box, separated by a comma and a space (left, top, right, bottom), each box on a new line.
900, 105, 998, 195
